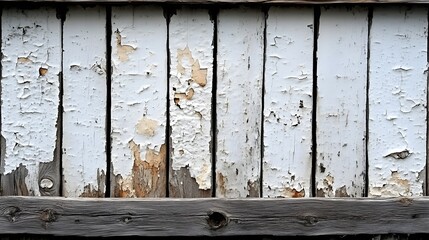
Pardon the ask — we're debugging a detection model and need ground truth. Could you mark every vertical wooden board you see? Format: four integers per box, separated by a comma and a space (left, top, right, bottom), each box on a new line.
368, 7, 427, 197
0, 8, 61, 196
216, 8, 264, 198
316, 7, 368, 197
168, 8, 213, 198
263, 7, 313, 198
62, 6, 106, 197
111, 6, 167, 197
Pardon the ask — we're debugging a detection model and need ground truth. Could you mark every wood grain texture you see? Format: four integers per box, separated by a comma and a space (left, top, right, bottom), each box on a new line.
1, 197, 429, 236
315, 6, 368, 197
110, 6, 167, 197
1, 7, 61, 196
216, 7, 264, 198
62, 5, 107, 198
368, 6, 427, 197
263, 7, 313, 198
168, 8, 214, 198
2, 0, 429, 4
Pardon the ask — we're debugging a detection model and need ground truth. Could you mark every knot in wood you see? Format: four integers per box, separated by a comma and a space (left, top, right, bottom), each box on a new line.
207, 210, 228, 230
40, 209, 57, 223
302, 215, 319, 226
3, 206, 21, 222
39, 178, 54, 189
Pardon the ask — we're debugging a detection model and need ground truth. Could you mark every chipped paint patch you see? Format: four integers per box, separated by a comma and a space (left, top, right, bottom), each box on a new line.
282, 187, 305, 198
370, 171, 412, 197
79, 169, 106, 198
135, 117, 158, 137
113, 142, 166, 198
1, 163, 29, 196
115, 30, 135, 62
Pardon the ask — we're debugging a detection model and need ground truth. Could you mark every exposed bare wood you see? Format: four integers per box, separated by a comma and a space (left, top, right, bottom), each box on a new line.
1, 197, 429, 236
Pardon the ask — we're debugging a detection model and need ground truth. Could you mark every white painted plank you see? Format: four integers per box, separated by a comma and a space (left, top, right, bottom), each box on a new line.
1, 7, 61, 196
263, 7, 313, 198
168, 8, 213, 197
111, 6, 167, 197
316, 6, 368, 197
368, 7, 427, 197
62, 5, 106, 197
216, 8, 264, 198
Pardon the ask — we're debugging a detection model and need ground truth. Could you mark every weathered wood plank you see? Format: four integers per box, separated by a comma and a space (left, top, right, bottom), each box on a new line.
316, 6, 368, 197
110, 6, 167, 197
368, 6, 427, 197
62, 5, 107, 198
263, 7, 313, 198
2, 0, 429, 4
216, 7, 264, 198
1, 7, 61, 196
1, 197, 429, 236
168, 8, 214, 198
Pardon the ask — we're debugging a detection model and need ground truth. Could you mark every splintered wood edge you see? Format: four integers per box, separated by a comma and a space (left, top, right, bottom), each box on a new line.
1, 0, 429, 4
0, 197, 428, 237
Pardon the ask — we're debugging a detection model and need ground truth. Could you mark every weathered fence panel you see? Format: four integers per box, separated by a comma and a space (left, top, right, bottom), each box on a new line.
168, 8, 214, 198
316, 6, 368, 197
368, 6, 427, 197
216, 7, 265, 198
62, 5, 107, 197
1, 7, 61, 196
263, 6, 314, 198
110, 6, 168, 197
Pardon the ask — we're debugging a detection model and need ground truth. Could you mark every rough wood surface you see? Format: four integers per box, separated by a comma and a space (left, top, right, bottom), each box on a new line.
315, 6, 368, 197
2, 0, 429, 4
1, 7, 61, 196
110, 6, 167, 197
1, 197, 429, 236
216, 7, 264, 198
62, 5, 107, 198
168, 8, 214, 198
368, 6, 427, 197
263, 7, 313, 198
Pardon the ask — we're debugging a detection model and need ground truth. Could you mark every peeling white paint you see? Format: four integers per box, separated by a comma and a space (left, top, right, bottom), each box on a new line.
316, 7, 368, 197
263, 7, 313, 198
216, 8, 264, 198
169, 8, 213, 190
111, 6, 167, 197
368, 7, 427, 197
1, 8, 61, 196
62, 6, 107, 197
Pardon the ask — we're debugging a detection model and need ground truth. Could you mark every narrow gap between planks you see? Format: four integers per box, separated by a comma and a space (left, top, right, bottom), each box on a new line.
311, 6, 320, 197
260, 7, 269, 197
58, 6, 66, 197
164, 6, 172, 197
365, 7, 373, 197
426, 6, 429, 196
105, 6, 112, 198
209, 7, 219, 198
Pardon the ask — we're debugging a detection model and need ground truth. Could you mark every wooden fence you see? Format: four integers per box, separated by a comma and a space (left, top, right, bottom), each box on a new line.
1, 2, 429, 237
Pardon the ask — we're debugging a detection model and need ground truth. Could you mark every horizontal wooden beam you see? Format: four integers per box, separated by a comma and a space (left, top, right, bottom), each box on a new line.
0, 0, 429, 4
1, 197, 429, 237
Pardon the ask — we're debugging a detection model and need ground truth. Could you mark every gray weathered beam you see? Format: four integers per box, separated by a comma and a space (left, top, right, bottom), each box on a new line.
0, 197, 429, 237
1, 0, 429, 4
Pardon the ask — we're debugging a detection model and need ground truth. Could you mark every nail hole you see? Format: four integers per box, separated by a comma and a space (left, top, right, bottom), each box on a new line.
207, 211, 228, 230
